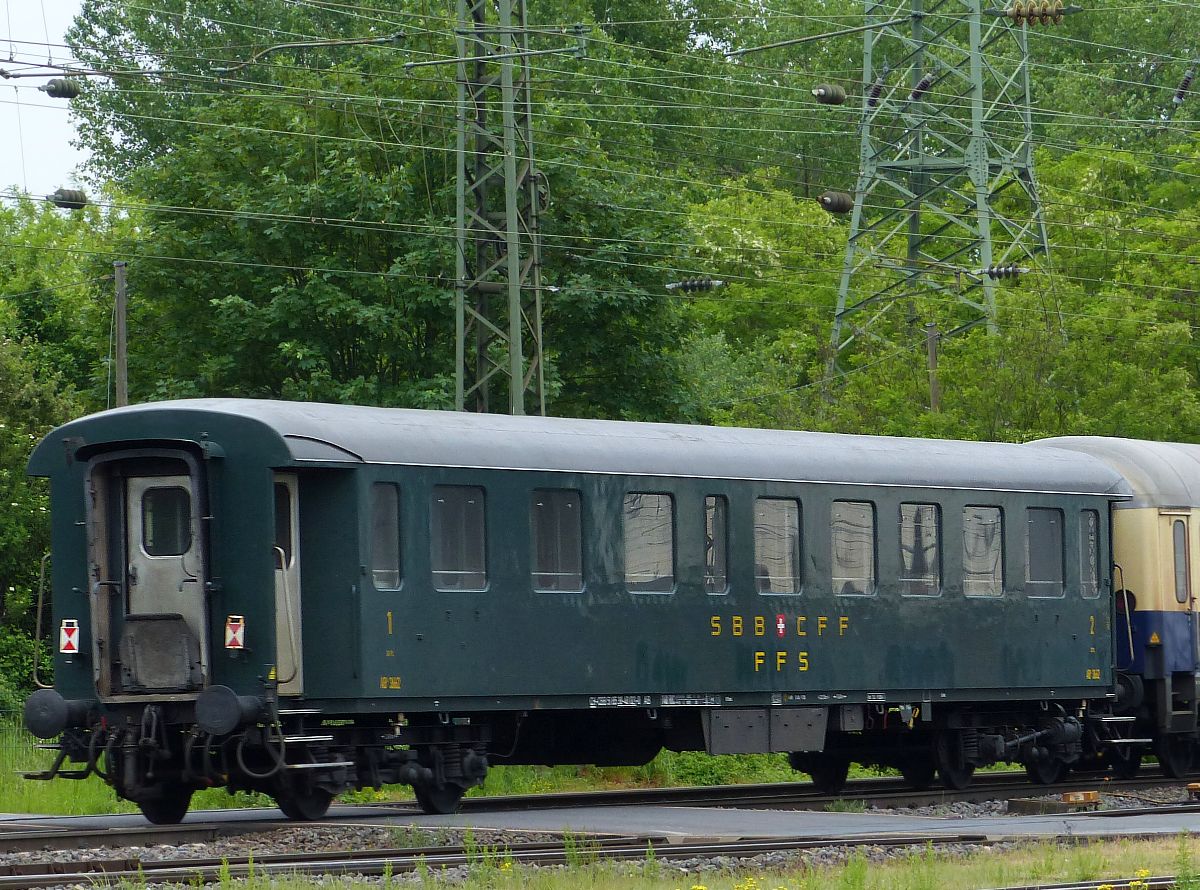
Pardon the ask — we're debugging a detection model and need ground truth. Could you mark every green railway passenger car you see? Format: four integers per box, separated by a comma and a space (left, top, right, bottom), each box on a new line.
23, 400, 1136, 822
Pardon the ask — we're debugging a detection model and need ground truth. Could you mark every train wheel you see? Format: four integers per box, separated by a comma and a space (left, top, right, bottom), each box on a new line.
805, 757, 851, 794
934, 732, 975, 790
415, 781, 466, 815
137, 785, 193, 825
1024, 758, 1068, 785
275, 787, 334, 821
1108, 747, 1142, 779
1156, 735, 1193, 779
899, 759, 937, 791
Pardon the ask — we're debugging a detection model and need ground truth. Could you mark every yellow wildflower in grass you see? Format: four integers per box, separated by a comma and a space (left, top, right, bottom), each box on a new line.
690, 884, 708, 890
734, 877, 761, 890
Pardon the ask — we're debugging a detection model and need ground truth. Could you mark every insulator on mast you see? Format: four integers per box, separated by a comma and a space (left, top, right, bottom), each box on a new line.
980, 264, 1027, 280
1005, 0, 1064, 25
47, 188, 88, 210
818, 191, 854, 214
1174, 68, 1196, 107
665, 277, 725, 292
38, 78, 82, 99
909, 75, 933, 102
812, 83, 847, 105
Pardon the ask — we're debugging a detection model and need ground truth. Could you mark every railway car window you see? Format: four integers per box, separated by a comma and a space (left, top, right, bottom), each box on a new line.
431, 486, 487, 591
1026, 507, 1065, 597
1080, 509, 1100, 599
704, 496, 728, 594
274, 483, 293, 567
833, 501, 875, 595
371, 483, 402, 590
899, 503, 940, 596
963, 506, 1003, 597
142, 487, 191, 556
623, 493, 675, 592
754, 498, 801, 594
1175, 519, 1191, 604
531, 490, 583, 592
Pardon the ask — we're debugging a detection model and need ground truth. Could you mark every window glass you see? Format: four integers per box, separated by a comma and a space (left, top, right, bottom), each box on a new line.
531, 490, 583, 592
143, 487, 191, 557
431, 486, 487, 590
623, 493, 675, 592
963, 506, 1003, 597
273, 482, 292, 567
754, 498, 801, 594
371, 483, 401, 589
1175, 519, 1191, 604
1026, 507, 1065, 597
899, 503, 940, 596
832, 501, 875, 596
1080, 509, 1100, 599
704, 496, 728, 594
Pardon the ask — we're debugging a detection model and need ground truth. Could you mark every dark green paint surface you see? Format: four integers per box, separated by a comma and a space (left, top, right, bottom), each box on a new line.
32, 402, 1116, 714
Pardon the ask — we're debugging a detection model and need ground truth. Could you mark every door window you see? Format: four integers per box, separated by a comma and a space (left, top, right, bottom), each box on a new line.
142, 487, 191, 556
274, 482, 293, 568
1175, 519, 1191, 604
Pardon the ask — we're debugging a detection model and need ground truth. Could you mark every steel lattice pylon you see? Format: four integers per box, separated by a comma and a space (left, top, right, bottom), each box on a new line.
455, 0, 545, 415
827, 0, 1052, 374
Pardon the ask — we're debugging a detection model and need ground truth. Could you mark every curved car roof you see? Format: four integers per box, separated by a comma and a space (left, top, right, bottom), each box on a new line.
1034, 436, 1200, 508
31, 399, 1130, 497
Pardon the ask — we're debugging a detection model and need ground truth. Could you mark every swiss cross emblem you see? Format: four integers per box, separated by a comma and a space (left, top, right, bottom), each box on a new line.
59, 619, 79, 654
776, 614, 787, 638
224, 615, 245, 650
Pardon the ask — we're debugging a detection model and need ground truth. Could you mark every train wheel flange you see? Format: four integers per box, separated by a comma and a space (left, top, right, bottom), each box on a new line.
899, 759, 937, 791
1024, 758, 1068, 785
136, 784, 194, 825
415, 781, 466, 815
1108, 747, 1142, 779
275, 787, 333, 821
1156, 734, 1193, 779
934, 731, 975, 790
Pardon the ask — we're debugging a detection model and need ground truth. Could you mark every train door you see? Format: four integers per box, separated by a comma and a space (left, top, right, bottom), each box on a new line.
273, 474, 303, 695
123, 474, 209, 687
1170, 514, 1200, 667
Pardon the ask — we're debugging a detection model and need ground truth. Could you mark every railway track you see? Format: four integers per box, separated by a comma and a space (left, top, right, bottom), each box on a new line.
0, 771, 1188, 854
0, 832, 991, 888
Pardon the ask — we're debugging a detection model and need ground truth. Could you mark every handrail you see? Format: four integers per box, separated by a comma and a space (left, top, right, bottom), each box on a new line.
31, 553, 51, 689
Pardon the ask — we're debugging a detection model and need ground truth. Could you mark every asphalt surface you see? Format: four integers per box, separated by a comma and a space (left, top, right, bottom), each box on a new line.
5, 800, 1200, 842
